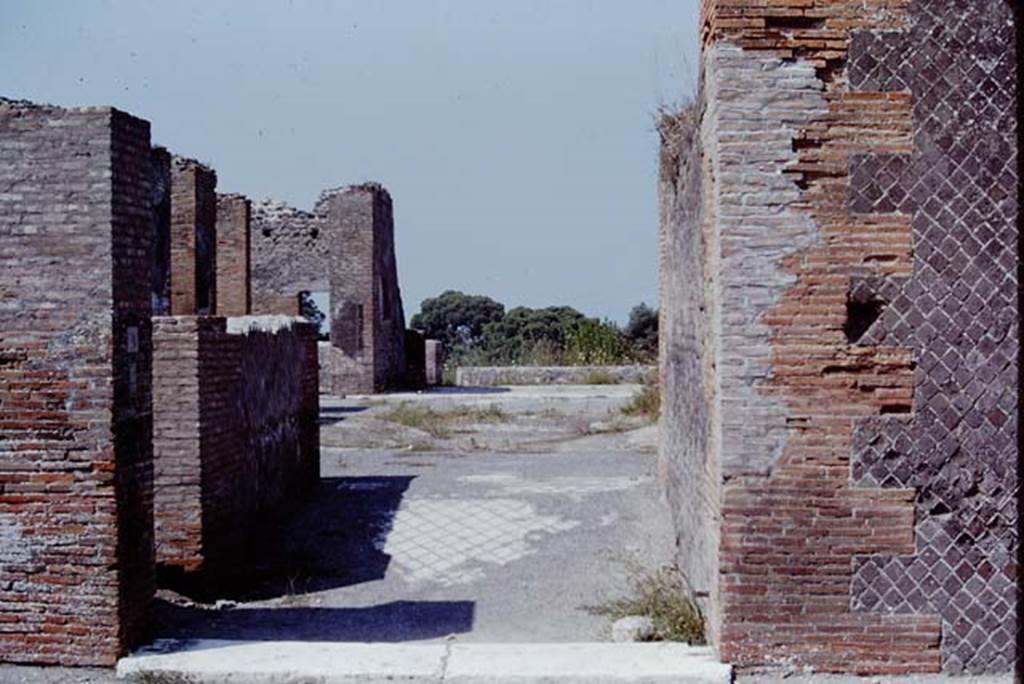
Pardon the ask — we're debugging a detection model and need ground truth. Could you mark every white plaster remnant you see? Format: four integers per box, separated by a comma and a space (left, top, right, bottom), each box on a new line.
379, 498, 578, 586
0, 516, 33, 567
226, 315, 306, 335
459, 473, 640, 499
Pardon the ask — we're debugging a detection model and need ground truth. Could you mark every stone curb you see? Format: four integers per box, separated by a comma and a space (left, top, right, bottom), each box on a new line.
116, 640, 732, 683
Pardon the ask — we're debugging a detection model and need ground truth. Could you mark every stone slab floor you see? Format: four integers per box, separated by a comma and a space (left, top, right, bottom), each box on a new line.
151, 384, 675, 645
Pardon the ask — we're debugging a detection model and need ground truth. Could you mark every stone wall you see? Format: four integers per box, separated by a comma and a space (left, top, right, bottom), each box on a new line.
425, 340, 444, 387
170, 157, 217, 316
216, 193, 251, 316
659, 0, 1019, 675
152, 315, 319, 577
251, 198, 328, 314
0, 101, 155, 666
456, 365, 655, 387
252, 185, 408, 393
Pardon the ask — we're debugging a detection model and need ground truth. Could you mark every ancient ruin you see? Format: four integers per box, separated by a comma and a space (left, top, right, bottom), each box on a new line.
0, 93, 421, 666
0, 0, 1019, 677
660, 0, 1019, 675
251, 185, 409, 394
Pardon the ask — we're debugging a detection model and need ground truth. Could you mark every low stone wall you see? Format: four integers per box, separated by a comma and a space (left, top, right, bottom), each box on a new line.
153, 315, 319, 577
455, 365, 655, 387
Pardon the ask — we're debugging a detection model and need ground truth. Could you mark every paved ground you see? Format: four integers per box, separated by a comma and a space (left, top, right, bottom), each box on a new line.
151, 384, 674, 644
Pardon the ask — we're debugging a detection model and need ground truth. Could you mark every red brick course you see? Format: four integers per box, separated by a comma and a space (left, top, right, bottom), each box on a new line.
152, 315, 319, 578
215, 194, 251, 316
0, 102, 155, 666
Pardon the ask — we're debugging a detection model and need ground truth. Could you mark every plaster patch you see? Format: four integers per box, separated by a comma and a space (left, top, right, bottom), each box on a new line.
379, 498, 578, 586
459, 473, 639, 500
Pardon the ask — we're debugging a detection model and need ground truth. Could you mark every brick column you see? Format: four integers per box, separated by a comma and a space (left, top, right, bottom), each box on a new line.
0, 101, 155, 666
216, 193, 251, 316
325, 184, 407, 393
170, 157, 217, 315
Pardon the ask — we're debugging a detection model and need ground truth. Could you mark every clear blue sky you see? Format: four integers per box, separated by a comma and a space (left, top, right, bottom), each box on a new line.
0, 1, 700, 324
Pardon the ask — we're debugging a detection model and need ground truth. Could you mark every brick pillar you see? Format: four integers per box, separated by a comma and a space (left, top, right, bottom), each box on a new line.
216, 193, 251, 316
170, 157, 217, 315
0, 101, 155, 666
324, 183, 407, 393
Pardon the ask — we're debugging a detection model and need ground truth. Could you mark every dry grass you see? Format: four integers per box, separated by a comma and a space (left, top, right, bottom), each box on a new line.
581, 370, 621, 385
588, 565, 705, 644
621, 380, 661, 421
380, 402, 508, 438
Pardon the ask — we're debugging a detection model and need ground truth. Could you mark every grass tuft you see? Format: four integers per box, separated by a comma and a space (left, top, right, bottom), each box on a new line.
581, 370, 621, 385
621, 379, 660, 421
588, 566, 705, 644
380, 402, 508, 438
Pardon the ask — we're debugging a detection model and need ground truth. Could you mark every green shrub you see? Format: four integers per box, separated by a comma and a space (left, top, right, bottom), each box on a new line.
565, 319, 631, 366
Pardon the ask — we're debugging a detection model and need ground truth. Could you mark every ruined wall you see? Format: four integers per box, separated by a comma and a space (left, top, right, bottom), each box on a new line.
0, 101, 154, 666
250, 198, 328, 315
662, 0, 1019, 675
325, 184, 407, 393
216, 193, 251, 316
252, 186, 409, 394
152, 316, 319, 576
455, 365, 656, 387
656, 106, 720, 640
170, 157, 217, 316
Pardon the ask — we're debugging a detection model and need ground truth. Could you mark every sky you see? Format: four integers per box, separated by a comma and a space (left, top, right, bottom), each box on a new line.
0, 1, 700, 324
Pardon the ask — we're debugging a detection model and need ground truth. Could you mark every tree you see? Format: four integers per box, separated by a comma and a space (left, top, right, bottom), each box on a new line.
480, 305, 586, 364
624, 303, 658, 359
409, 290, 505, 351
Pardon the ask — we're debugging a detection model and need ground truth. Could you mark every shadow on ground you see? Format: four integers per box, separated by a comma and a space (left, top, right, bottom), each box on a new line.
150, 598, 475, 642
159, 475, 414, 603
428, 386, 511, 395
319, 405, 370, 426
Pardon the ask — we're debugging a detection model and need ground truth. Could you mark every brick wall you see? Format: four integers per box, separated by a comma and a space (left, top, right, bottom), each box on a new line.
251, 186, 409, 394
656, 106, 720, 643
0, 101, 155, 666
170, 157, 217, 316
152, 315, 318, 577
325, 184, 407, 393
216, 193, 251, 316
659, 0, 1019, 675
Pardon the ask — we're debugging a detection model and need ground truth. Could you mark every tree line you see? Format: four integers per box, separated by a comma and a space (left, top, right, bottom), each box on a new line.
408, 290, 657, 367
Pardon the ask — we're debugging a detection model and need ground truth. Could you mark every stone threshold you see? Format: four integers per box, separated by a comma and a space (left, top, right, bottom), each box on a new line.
116, 640, 731, 683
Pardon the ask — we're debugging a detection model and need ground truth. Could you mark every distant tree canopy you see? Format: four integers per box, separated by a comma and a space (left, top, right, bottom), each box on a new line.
480, 306, 586, 364
624, 303, 658, 358
410, 291, 658, 367
409, 290, 505, 351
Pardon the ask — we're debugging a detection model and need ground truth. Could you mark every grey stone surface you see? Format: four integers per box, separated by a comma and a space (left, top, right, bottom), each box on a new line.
455, 366, 655, 387
846, 0, 1019, 672
611, 616, 656, 643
